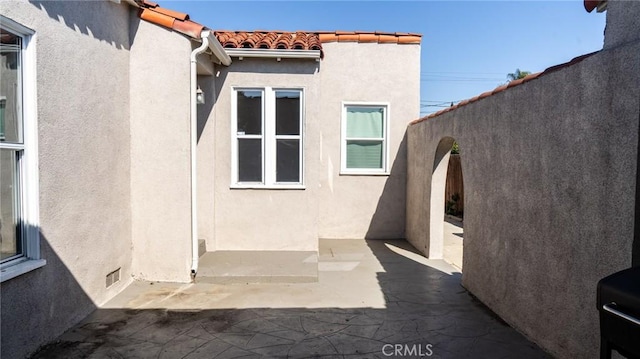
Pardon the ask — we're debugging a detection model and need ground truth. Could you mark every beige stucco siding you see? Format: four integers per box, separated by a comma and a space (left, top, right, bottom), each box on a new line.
210, 59, 321, 251
129, 17, 193, 282
205, 42, 420, 251
197, 73, 216, 251
318, 42, 421, 239
0, 1, 132, 358
406, 40, 640, 358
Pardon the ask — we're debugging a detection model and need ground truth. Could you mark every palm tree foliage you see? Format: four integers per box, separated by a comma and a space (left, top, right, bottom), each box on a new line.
507, 68, 532, 81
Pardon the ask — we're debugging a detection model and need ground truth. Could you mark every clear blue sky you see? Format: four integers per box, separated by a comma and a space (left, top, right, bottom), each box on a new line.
165, 1, 606, 117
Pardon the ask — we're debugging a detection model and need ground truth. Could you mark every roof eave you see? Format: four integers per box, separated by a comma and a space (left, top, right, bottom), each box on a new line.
203, 31, 232, 66
224, 48, 322, 60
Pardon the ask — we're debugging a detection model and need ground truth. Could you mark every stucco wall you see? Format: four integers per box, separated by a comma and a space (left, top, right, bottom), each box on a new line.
206, 42, 420, 251
0, 1, 132, 358
211, 59, 321, 251
197, 73, 216, 251
603, 0, 640, 50
129, 17, 193, 281
318, 42, 420, 240
406, 42, 640, 358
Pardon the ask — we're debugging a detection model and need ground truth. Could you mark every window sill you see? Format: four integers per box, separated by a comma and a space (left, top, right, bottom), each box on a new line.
340, 171, 390, 176
0, 258, 46, 282
230, 184, 306, 190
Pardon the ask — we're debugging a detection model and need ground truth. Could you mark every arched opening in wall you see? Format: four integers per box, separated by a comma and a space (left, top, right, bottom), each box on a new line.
443, 142, 464, 271
430, 137, 464, 272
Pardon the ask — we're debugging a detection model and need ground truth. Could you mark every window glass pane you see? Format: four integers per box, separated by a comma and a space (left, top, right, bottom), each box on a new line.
237, 90, 262, 135
0, 28, 22, 143
346, 107, 383, 138
0, 149, 20, 260
346, 140, 383, 169
276, 91, 300, 135
276, 139, 299, 182
238, 139, 262, 182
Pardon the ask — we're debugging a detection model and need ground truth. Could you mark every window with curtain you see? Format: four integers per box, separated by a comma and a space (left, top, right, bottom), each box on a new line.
341, 104, 388, 174
232, 88, 303, 187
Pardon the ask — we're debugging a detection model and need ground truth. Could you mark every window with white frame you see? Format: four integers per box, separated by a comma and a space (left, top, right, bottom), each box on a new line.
232, 88, 303, 187
0, 17, 43, 282
341, 103, 389, 174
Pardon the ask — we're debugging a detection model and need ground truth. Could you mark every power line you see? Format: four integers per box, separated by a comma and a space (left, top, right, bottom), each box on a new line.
420, 100, 461, 108
421, 77, 504, 82
421, 71, 506, 75
422, 74, 503, 80
420, 71, 506, 83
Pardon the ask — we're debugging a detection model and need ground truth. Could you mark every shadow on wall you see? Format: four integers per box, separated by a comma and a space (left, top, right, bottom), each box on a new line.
29, 239, 547, 358
635, 105, 640, 267
1, 229, 96, 359
196, 75, 217, 142
365, 133, 407, 239
28, 0, 130, 50
214, 57, 320, 75
208, 58, 320, 141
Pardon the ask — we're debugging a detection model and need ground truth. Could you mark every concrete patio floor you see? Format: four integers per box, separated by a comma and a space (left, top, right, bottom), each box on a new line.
443, 218, 464, 271
32, 238, 549, 358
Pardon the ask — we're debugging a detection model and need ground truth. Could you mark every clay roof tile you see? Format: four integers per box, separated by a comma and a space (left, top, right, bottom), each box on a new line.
172, 19, 204, 39
275, 33, 293, 49
584, 0, 607, 12
506, 78, 525, 88
397, 35, 422, 44
358, 34, 379, 43
292, 32, 309, 50
337, 33, 360, 42
256, 32, 279, 49
491, 84, 509, 95
151, 7, 189, 21
318, 33, 339, 43
139, 8, 174, 29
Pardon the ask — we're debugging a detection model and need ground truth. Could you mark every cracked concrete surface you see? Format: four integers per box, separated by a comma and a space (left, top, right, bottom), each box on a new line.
32, 239, 548, 358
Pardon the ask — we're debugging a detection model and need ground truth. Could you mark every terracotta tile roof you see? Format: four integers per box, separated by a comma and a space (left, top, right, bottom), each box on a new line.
136, 0, 205, 39
214, 31, 422, 51
584, 0, 607, 12
410, 51, 599, 125
316, 31, 422, 45
132, 1, 422, 53
215, 31, 323, 51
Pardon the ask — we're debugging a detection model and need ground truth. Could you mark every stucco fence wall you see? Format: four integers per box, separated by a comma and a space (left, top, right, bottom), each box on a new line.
406, 41, 639, 358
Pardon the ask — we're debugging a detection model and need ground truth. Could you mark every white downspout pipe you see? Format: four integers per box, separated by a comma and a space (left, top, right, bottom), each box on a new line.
189, 32, 210, 279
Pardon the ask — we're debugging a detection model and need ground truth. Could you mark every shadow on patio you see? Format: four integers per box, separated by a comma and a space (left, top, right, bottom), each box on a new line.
32, 239, 548, 358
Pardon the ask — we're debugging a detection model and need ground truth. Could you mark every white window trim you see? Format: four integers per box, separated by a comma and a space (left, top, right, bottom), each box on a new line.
231, 87, 305, 189
0, 16, 44, 282
340, 101, 390, 176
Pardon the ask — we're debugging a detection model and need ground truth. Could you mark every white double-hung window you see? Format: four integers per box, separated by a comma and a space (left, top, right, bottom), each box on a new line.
232, 88, 303, 188
341, 103, 389, 175
0, 17, 43, 282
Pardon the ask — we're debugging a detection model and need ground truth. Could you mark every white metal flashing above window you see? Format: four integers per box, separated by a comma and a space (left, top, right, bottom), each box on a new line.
225, 48, 321, 60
